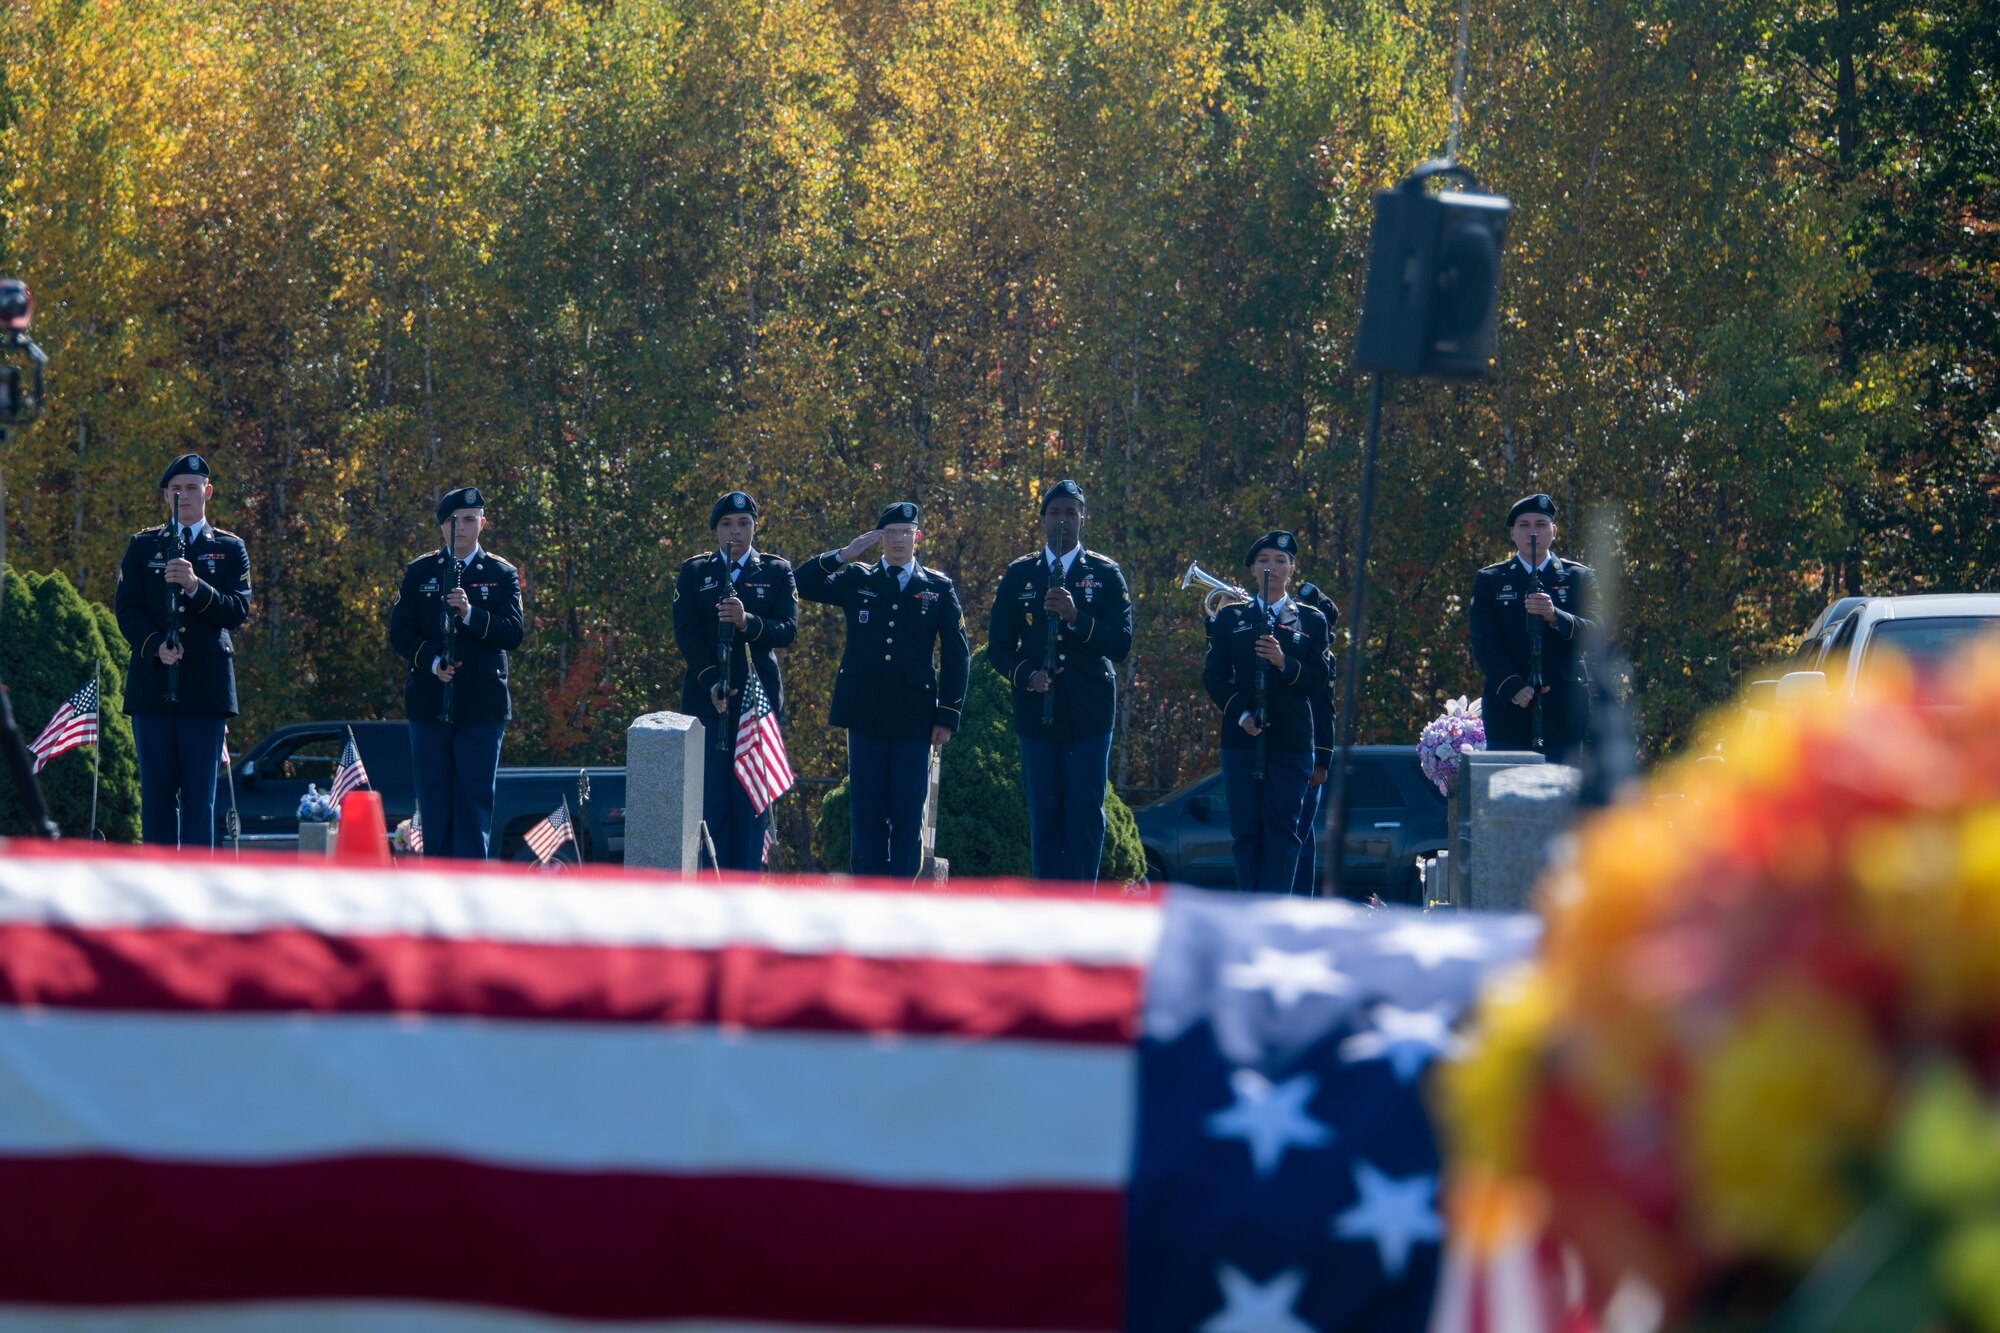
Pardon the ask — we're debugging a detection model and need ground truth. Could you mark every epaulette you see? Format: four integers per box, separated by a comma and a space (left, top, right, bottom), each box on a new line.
480, 552, 517, 573
1479, 559, 1515, 574
1083, 548, 1120, 567
921, 565, 953, 583
1007, 552, 1043, 570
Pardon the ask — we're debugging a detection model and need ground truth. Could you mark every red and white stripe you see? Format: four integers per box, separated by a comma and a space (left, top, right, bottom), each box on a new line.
0, 846, 1157, 1330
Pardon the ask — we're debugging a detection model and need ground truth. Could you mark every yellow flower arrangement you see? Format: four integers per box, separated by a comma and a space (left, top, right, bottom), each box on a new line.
1443, 633, 2000, 1327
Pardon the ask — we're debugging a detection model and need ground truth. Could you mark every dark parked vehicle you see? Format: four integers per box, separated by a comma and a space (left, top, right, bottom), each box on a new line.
1134, 745, 1448, 900
216, 720, 625, 863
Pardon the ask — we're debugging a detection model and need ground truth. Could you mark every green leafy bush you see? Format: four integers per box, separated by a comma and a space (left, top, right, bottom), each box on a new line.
813, 647, 1144, 884
0, 566, 139, 840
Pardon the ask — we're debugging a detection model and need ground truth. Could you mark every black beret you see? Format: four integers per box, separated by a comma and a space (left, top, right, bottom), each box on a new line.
1041, 479, 1086, 513
158, 454, 211, 488
435, 486, 486, 525
1296, 581, 1342, 628
711, 491, 759, 528
1507, 493, 1556, 526
1243, 530, 1298, 566
878, 501, 922, 529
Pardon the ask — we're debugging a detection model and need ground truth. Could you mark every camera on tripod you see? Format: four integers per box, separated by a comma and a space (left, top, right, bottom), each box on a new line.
0, 279, 48, 427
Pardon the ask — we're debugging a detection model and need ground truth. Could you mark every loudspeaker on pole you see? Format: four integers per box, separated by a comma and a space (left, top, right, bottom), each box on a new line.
1353, 161, 1510, 381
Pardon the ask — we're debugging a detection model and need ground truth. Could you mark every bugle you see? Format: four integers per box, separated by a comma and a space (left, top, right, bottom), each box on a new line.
1181, 562, 1250, 618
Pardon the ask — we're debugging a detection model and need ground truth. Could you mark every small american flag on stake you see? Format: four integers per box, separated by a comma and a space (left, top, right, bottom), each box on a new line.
28, 677, 98, 773
329, 729, 370, 804
523, 800, 574, 865
734, 673, 794, 814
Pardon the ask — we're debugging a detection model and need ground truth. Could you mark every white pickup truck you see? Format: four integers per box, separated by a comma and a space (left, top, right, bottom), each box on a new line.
1759, 594, 2000, 704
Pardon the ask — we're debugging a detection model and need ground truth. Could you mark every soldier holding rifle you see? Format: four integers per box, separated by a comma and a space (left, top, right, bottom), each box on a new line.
1200, 531, 1329, 893
388, 487, 523, 858
114, 453, 252, 848
1470, 493, 1597, 762
986, 480, 1133, 885
672, 490, 798, 872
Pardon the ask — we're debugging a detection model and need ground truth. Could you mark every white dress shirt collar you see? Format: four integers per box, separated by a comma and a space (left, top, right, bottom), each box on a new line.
1045, 544, 1082, 577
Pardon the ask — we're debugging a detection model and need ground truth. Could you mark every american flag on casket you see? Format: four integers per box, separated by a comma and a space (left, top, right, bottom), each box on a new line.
0, 845, 1538, 1331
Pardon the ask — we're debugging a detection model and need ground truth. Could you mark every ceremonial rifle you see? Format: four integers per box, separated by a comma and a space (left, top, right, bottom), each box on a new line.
1254, 568, 1272, 780
439, 541, 460, 725
164, 495, 183, 705
1527, 534, 1545, 752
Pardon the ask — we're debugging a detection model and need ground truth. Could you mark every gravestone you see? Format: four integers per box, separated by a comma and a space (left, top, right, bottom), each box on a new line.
298, 822, 336, 859
624, 712, 706, 875
1446, 751, 1539, 905
1467, 759, 1579, 911
917, 745, 949, 885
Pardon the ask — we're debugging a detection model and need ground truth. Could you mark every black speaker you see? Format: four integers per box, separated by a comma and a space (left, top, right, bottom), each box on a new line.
1353, 162, 1510, 380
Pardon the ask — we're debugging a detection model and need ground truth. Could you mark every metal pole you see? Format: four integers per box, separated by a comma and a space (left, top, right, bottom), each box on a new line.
89, 662, 101, 838
1322, 373, 1385, 897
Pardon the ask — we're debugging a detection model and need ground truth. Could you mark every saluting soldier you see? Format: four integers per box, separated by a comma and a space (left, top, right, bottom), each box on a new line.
1469, 492, 1598, 762
1289, 578, 1341, 898
1201, 531, 1330, 893
114, 453, 252, 848
671, 490, 799, 871
796, 501, 971, 880
387, 486, 524, 858
985, 479, 1133, 884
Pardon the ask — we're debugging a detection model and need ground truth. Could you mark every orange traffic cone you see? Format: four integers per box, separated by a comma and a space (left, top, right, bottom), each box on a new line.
334, 790, 392, 865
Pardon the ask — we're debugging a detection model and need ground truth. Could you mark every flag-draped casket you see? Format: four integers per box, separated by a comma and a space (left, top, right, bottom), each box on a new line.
0, 845, 1534, 1331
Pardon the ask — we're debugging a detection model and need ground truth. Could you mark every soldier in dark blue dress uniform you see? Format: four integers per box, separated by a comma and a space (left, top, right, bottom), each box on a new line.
985, 479, 1133, 884
114, 454, 252, 848
387, 486, 524, 858
796, 501, 971, 879
1200, 531, 1330, 893
1469, 493, 1598, 761
671, 490, 799, 871
1289, 579, 1341, 897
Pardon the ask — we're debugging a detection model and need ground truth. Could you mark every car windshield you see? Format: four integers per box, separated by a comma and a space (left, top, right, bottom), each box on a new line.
1860, 616, 2000, 691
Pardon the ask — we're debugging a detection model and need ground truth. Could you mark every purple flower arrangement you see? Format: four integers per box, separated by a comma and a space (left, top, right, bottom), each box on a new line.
1416, 695, 1486, 796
